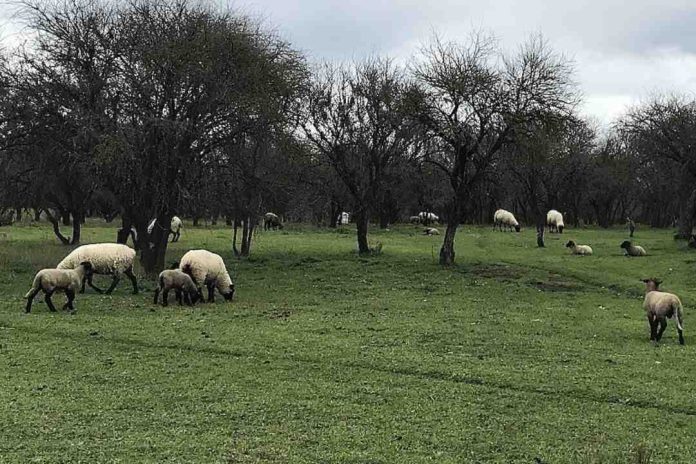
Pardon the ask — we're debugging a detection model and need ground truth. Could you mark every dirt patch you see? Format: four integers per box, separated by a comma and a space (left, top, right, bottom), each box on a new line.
530, 273, 586, 292
471, 263, 526, 281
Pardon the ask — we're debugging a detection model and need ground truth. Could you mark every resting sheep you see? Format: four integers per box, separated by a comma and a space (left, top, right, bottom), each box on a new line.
423, 227, 440, 236
57, 243, 138, 294
547, 210, 565, 233
263, 212, 283, 231
179, 249, 235, 303
25, 261, 93, 313
147, 216, 183, 242
565, 240, 592, 255
620, 240, 646, 257
493, 209, 520, 232
153, 269, 202, 306
642, 278, 684, 345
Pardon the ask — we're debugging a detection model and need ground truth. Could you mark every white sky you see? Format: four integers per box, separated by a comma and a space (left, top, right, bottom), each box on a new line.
4, 0, 696, 125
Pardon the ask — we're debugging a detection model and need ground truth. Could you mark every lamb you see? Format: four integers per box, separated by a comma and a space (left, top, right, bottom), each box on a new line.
547, 210, 565, 233
147, 216, 183, 242
263, 212, 283, 231
620, 240, 646, 257
179, 249, 235, 303
565, 240, 592, 255
493, 209, 520, 232
25, 261, 93, 313
57, 243, 138, 294
153, 269, 202, 307
641, 278, 684, 345
423, 227, 440, 236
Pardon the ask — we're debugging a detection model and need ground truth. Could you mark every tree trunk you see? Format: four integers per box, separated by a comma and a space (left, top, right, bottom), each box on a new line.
70, 211, 82, 245
139, 214, 171, 274
536, 215, 545, 248
240, 217, 255, 257
33, 208, 42, 222
15, 207, 21, 222
676, 188, 696, 239
439, 221, 457, 265
232, 217, 240, 256
329, 201, 341, 229
44, 209, 70, 245
355, 210, 370, 254
60, 209, 71, 226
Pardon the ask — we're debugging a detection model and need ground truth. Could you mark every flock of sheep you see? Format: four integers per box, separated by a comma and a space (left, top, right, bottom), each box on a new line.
22, 209, 685, 345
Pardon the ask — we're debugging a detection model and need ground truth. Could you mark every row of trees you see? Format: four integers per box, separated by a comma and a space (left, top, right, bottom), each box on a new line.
0, 0, 694, 271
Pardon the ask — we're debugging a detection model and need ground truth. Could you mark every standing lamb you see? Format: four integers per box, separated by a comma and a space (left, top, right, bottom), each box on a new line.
153, 269, 202, 306
57, 243, 138, 294
547, 210, 565, 233
179, 249, 235, 303
418, 211, 439, 225
493, 209, 521, 232
25, 261, 93, 313
147, 216, 183, 242
565, 240, 592, 255
641, 278, 684, 345
620, 240, 646, 257
263, 212, 283, 231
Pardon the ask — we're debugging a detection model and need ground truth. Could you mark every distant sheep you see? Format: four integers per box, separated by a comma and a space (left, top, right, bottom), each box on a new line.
264, 212, 283, 231
418, 212, 439, 225
147, 216, 183, 242
153, 269, 202, 306
642, 278, 684, 345
409, 215, 421, 224
57, 243, 138, 294
565, 240, 592, 255
179, 249, 235, 303
25, 261, 93, 313
493, 209, 520, 232
423, 227, 440, 236
547, 210, 565, 233
620, 240, 646, 257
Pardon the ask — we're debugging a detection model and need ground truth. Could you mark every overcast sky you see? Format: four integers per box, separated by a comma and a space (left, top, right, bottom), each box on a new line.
3, 0, 696, 125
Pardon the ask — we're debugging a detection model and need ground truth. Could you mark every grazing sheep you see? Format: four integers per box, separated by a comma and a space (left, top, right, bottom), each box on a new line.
547, 210, 565, 233
418, 211, 439, 225
423, 227, 440, 236
620, 240, 646, 257
642, 278, 684, 345
565, 240, 592, 255
25, 261, 93, 313
57, 243, 138, 294
179, 249, 235, 303
493, 209, 520, 232
409, 215, 421, 224
263, 212, 283, 231
147, 216, 183, 242
153, 269, 202, 306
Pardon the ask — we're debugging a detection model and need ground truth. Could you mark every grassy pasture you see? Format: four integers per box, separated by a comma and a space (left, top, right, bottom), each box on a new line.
1, 221, 695, 463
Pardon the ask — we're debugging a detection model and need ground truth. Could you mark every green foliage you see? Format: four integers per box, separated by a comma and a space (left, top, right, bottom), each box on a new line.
0, 222, 694, 462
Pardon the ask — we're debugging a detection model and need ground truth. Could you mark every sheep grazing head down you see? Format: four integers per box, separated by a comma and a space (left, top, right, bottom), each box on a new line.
641, 278, 662, 292
222, 283, 235, 301
514, 224, 520, 232
558, 224, 564, 234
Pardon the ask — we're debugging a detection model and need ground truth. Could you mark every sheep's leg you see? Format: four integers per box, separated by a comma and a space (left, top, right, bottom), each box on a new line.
153, 287, 160, 305
648, 315, 657, 341
162, 289, 169, 307
656, 319, 667, 342
105, 274, 120, 294
25, 288, 40, 313
207, 283, 215, 303
184, 292, 193, 306
678, 328, 685, 345
124, 268, 138, 294
63, 289, 75, 311
44, 291, 57, 312
86, 274, 104, 294
175, 289, 183, 305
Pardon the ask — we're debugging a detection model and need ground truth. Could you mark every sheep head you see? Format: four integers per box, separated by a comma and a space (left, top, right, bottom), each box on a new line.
641, 278, 662, 292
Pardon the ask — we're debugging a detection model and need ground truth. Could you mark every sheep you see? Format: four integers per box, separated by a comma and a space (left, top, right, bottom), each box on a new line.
565, 240, 592, 255
263, 212, 283, 231
147, 216, 183, 242
153, 269, 202, 307
493, 209, 520, 232
641, 278, 684, 345
418, 211, 439, 225
25, 261, 93, 313
409, 215, 421, 224
179, 249, 235, 303
423, 227, 440, 236
620, 240, 646, 257
57, 243, 138, 294
547, 210, 565, 233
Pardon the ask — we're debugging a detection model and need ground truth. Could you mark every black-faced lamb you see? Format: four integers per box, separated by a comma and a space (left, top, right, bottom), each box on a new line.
25, 261, 93, 313
179, 249, 235, 303
493, 209, 520, 232
565, 240, 592, 255
642, 278, 684, 345
57, 243, 138, 294
620, 240, 646, 257
153, 269, 203, 306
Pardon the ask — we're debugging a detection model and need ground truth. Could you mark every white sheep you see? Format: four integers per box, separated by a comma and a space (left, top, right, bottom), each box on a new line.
418, 211, 439, 224
493, 209, 520, 232
620, 240, 646, 257
179, 249, 235, 303
423, 227, 440, 236
57, 243, 138, 294
565, 240, 592, 255
642, 278, 684, 345
153, 269, 202, 306
547, 209, 565, 233
147, 216, 183, 242
25, 261, 93, 313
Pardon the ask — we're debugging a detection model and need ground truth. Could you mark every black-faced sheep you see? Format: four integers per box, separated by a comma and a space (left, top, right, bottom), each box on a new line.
493, 209, 520, 232
57, 243, 138, 294
547, 210, 565, 233
620, 240, 646, 257
25, 261, 93, 313
153, 269, 202, 306
179, 249, 235, 303
263, 212, 283, 231
565, 240, 592, 255
642, 278, 684, 345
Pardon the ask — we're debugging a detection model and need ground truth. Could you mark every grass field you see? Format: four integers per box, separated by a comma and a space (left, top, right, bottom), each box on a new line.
1, 221, 695, 463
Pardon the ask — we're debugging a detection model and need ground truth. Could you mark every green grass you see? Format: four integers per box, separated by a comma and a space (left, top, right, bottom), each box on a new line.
1, 221, 695, 463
